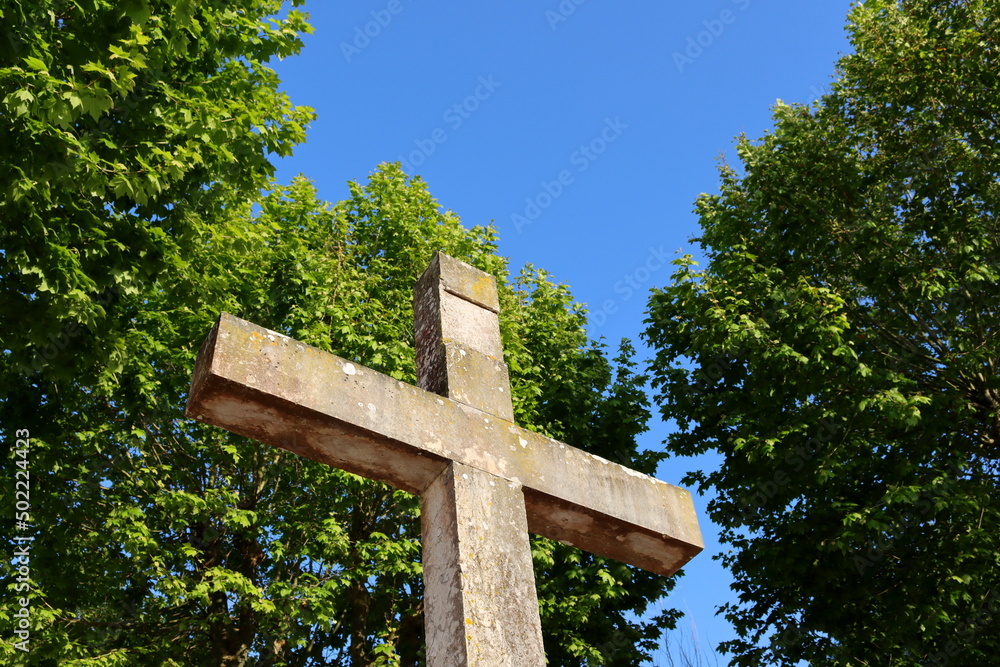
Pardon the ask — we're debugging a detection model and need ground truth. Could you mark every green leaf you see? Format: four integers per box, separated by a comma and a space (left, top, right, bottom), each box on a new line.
642, 1, 1000, 662
23, 55, 47, 71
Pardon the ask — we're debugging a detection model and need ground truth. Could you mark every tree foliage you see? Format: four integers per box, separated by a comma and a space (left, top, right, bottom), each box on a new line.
0, 0, 314, 383
2, 163, 677, 665
644, 1, 999, 664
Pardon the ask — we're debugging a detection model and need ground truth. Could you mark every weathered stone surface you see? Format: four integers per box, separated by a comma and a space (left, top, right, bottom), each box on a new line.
422, 462, 545, 667
186, 313, 703, 577
415, 252, 513, 421
186, 253, 704, 666
430, 251, 501, 313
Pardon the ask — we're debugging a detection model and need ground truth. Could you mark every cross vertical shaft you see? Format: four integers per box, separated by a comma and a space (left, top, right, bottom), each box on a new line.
415, 253, 546, 666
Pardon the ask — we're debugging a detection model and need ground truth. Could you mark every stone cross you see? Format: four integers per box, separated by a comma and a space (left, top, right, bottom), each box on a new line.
185, 252, 702, 666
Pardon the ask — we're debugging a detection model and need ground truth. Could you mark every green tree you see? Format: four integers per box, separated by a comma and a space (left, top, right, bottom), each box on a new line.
0, 0, 314, 383
2, 164, 678, 665
643, 1, 999, 665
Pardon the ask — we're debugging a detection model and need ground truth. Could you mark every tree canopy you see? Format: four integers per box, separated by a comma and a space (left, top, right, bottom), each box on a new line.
2, 163, 678, 665
644, 1, 999, 664
1, 4, 685, 663
0, 0, 314, 383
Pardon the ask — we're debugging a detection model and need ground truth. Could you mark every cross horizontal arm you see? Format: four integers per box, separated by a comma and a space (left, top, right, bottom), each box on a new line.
186, 313, 703, 577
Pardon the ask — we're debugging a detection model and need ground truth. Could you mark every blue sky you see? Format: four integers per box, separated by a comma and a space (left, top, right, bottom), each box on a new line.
270, 1, 856, 661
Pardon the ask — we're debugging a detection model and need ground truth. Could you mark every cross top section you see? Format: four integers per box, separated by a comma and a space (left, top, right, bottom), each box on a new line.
414, 252, 513, 420
185, 252, 702, 665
